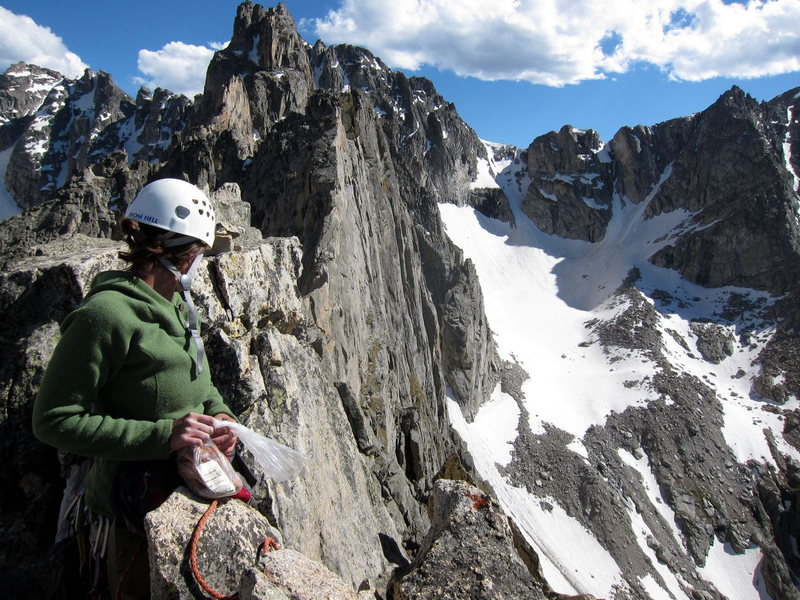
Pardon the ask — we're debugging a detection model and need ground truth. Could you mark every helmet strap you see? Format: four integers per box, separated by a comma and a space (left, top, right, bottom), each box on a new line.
157, 254, 207, 374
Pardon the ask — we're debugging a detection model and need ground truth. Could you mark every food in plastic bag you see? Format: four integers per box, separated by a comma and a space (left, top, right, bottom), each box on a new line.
211, 418, 306, 482
178, 439, 244, 499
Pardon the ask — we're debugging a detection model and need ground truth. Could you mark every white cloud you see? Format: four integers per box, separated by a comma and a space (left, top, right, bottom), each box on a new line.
0, 7, 87, 77
310, 0, 800, 86
134, 41, 223, 97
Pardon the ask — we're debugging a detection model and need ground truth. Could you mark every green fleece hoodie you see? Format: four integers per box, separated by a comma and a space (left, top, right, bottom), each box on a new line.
33, 270, 233, 517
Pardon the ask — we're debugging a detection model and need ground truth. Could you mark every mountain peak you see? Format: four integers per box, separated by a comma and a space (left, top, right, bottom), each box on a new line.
3, 61, 63, 79
0, 62, 65, 130
712, 84, 759, 114
2, 5, 800, 600
228, 1, 309, 73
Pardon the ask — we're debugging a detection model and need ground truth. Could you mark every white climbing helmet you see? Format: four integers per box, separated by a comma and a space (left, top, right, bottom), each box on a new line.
125, 178, 216, 247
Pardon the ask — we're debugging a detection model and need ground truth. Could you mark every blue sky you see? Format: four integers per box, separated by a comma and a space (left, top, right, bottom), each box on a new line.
0, 0, 798, 147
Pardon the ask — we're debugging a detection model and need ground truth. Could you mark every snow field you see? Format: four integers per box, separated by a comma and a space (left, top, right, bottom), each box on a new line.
438, 191, 668, 441
0, 147, 21, 220
440, 139, 790, 599
461, 387, 519, 466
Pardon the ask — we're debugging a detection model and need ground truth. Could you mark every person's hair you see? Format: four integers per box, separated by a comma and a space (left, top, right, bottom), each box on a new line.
119, 218, 205, 273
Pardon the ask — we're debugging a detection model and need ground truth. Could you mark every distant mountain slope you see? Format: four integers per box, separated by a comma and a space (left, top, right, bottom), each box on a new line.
444, 89, 800, 598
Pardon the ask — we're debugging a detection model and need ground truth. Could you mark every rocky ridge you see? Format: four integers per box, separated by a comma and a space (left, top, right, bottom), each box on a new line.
520, 87, 800, 296
0, 2, 498, 597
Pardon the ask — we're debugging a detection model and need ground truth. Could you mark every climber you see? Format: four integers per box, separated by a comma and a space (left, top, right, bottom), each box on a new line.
33, 178, 238, 600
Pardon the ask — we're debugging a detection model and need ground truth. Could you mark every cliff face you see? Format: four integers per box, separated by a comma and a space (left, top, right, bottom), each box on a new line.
0, 2, 497, 596
522, 87, 800, 295
2, 2, 800, 599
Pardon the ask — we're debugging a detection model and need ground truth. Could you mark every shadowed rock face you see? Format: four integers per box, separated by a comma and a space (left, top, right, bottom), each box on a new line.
522, 125, 613, 242
520, 87, 800, 295
641, 88, 800, 294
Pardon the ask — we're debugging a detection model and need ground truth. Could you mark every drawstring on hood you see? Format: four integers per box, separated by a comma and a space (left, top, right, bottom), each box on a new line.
157, 254, 206, 374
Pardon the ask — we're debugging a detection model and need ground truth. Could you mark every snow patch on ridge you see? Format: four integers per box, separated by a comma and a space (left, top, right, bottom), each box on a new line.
448, 396, 624, 597
119, 117, 144, 162
470, 140, 513, 190
471, 156, 499, 189
618, 449, 684, 548
783, 106, 800, 224
698, 541, 768, 600
539, 188, 558, 202
784, 106, 799, 194
582, 196, 607, 210
249, 34, 261, 64
0, 146, 21, 220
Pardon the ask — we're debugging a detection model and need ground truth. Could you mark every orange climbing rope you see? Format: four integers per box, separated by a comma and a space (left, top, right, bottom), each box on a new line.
190, 500, 236, 600
262, 537, 281, 554
189, 500, 282, 600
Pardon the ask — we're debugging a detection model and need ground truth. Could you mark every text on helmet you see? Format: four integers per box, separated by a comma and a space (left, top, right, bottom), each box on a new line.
128, 212, 160, 225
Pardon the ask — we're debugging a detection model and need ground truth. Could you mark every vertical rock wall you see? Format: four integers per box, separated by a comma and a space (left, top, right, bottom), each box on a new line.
0, 2, 499, 593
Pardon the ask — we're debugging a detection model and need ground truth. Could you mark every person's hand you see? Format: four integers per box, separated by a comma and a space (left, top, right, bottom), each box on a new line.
170, 413, 214, 451
211, 413, 238, 458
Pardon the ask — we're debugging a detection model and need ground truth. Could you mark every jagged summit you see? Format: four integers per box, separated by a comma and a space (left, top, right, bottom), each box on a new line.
229, 1, 311, 72
0, 0, 483, 220
518, 83, 800, 296
0, 62, 65, 128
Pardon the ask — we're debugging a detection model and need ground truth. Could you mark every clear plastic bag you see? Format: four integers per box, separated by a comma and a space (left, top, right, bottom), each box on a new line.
212, 418, 306, 482
177, 438, 244, 499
